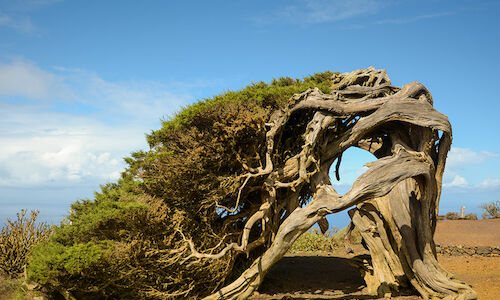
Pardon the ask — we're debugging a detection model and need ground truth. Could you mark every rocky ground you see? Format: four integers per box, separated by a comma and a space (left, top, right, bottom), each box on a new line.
252, 219, 500, 300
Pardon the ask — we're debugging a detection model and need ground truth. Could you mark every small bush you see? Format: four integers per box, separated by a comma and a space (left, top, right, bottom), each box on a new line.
464, 213, 478, 220
290, 227, 339, 253
289, 225, 362, 253
445, 212, 460, 220
437, 215, 446, 220
480, 201, 500, 219
0, 275, 35, 300
0, 210, 51, 278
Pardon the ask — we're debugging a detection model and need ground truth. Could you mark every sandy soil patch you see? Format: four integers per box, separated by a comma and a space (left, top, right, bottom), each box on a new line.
438, 255, 500, 300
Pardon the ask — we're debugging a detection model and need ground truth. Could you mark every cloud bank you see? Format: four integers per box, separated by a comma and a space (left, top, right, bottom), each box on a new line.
443, 147, 500, 190
0, 58, 192, 189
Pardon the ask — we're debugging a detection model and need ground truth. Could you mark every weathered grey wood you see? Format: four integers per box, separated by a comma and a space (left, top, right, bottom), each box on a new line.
179, 67, 475, 299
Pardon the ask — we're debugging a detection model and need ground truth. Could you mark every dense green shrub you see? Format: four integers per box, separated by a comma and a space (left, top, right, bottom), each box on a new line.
27, 72, 335, 299
0, 210, 51, 278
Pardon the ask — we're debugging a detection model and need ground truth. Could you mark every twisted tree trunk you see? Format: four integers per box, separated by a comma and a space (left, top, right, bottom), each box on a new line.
187, 68, 475, 299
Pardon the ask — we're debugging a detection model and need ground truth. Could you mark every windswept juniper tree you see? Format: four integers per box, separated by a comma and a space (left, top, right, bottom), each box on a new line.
29, 68, 476, 299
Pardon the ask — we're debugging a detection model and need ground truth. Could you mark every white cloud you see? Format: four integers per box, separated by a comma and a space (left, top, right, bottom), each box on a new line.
0, 108, 141, 187
446, 147, 499, 170
373, 12, 455, 25
332, 181, 350, 187
442, 147, 500, 191
0, 59, 195, 188
0, 11, 36, 33
478, 177, 500, 189
255, 0, 382, 25
0, 59, 190, 119
81, 72, 188, 120
443, 174, 469, 188
0, 60, 64, 98
256, 2, 453, 29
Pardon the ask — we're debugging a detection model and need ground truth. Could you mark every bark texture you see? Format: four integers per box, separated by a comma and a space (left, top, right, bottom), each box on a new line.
183, 68, 475, 299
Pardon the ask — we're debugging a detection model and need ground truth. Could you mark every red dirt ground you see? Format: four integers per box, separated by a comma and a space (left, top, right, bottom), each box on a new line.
252, 219, 500, 300
434, 219, 500, 246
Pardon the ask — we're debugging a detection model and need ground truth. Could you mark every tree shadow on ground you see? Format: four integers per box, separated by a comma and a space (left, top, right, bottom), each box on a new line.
258, 255, 371, 298
256, 255, 421, 299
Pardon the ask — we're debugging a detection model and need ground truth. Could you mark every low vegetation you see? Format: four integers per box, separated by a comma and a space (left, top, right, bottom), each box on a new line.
439, 201, 500, 221
0, 210, 51, 278
445, 212, 460, 220
464, 213, 478, 220
290, 226, 362, 253
290, 227, 339, 253
0, 276, 38, 300
441, 212, 478, 220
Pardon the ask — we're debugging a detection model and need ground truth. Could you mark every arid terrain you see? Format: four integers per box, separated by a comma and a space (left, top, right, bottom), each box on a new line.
1, 220, 498, 299
252, 219, 500, 300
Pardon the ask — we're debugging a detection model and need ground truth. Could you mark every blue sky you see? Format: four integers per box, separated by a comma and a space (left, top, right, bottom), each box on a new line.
1, 0, 499, 228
